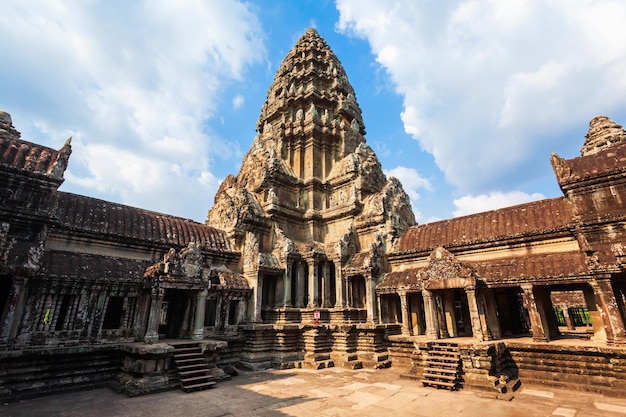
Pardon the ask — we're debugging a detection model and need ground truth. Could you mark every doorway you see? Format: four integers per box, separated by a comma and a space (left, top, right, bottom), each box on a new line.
159, 289, 189, 339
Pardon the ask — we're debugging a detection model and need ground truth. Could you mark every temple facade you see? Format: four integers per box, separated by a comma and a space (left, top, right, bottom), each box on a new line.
2, 29, 626, 400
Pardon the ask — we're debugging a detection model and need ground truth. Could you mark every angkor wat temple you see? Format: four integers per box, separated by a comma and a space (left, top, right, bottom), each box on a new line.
3, 28, 626, 400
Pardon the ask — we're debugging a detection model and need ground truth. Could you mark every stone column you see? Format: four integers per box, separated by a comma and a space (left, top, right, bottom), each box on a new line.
399, 290, 410, 335
323, 262, 332, 308
307, 258, 319, 308
283, 262, 292, 308
591, 277, 626, 344
465, 288, 484, 341
435, 294, 449, 338
295, 262, 305, 308
520, 284, 548, 342
334, 260, 345, 308
376, 294, 383, 323
144, 285, 164, 344
191, 289, 208, 341
423, 290, 439, 339
365, 276, 377, 323
0, 277, 28, 344
561, 306, 575, 330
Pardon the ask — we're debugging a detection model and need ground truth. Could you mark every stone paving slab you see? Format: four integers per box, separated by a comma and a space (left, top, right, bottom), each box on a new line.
4, 366, 626, 417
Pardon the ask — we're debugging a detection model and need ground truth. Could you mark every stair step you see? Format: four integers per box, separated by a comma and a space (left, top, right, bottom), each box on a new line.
181, 381, 216, 392
180, 374, 213, 383
427, 356, 459, 361
179, 368, 210, 377
424, 367, 457, 374
174, 358, 204, 364
176, 362, 206, 371
421, 379, 456, 388
174, 353, 203, 359
424, 373, 457, 381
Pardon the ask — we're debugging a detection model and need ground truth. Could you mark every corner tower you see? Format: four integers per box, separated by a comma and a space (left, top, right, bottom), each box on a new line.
208, 29, 415, 325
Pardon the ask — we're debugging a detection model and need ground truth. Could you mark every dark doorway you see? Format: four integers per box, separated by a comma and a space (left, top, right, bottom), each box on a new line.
349, 276, 366, 308
495, 287, 530, 337
453, 289, 472, 336
159, 289, 189, 339
0, 276, 13, 334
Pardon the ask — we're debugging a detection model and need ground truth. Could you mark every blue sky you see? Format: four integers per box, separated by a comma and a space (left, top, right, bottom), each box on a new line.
2, 0, 626, 224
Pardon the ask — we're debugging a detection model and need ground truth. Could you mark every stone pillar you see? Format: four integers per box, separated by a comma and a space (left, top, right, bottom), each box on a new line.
283, 262, 292, 308
435, 294, 449, 338
323, 262, 332, 308
520, 284, 548, 342
465, 288, 484, 341
144, 285, 164, 344
334, 260, 345, 308
365, 276, 377, 323
295, 262, 305, 308
591, 277, 626, 344
561, 306, 575, 330
376, 294, 383, 323
307, 258, 319, 308
423, 290, 439, 339
0, 277, 28, 344
400, 290, 410, 335
191, 289, 208, 341
254, 274, 263, 322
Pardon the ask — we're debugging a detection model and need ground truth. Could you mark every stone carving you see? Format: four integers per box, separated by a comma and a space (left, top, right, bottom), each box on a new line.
207, 175, 268, 233
581, 115, 626, 156
420, 247, 477, 282
550, 152, 571, 183
335, 228, 358, 263
243, 232, 259, 269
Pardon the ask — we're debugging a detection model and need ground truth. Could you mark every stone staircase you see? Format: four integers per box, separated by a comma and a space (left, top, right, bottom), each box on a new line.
421, 342, 461, 390
172, 342, 216, 393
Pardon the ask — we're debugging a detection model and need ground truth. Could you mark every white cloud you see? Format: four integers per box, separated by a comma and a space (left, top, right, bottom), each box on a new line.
336, 0, 626, 196
453, 191, 546, 217
0, 0, 265, 222
384, 166, 431, 222
232, 94, 245, 110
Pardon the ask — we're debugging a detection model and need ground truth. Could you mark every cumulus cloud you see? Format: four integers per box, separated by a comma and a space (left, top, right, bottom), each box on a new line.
0, 0, 265, 222
453, 191, 546, 217
336, 0, 626, 196
384, 166, 431, 221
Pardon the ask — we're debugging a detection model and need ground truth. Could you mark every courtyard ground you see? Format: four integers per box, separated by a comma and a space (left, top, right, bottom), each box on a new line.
4, 366, 626, 417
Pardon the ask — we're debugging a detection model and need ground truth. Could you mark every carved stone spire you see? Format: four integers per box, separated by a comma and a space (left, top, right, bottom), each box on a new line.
581, 115, 626, 156
208, 28, 415, 251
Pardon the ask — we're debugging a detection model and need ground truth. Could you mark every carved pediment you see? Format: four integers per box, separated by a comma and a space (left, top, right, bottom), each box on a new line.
420, 247, 477, 289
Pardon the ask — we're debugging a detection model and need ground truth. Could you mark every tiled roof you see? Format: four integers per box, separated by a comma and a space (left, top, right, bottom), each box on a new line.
39, 251, 151, 282
0, 137, 71, 182
473, 252, 589, 283
397, 197, 573, 253
377, 251, 589, 290
56, 192, 232, 252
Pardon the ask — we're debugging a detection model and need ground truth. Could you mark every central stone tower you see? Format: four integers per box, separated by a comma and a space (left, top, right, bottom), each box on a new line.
207, 28, 415, 328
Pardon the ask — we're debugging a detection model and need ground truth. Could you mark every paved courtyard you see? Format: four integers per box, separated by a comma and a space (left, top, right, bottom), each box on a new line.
4, 366, 626, 417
